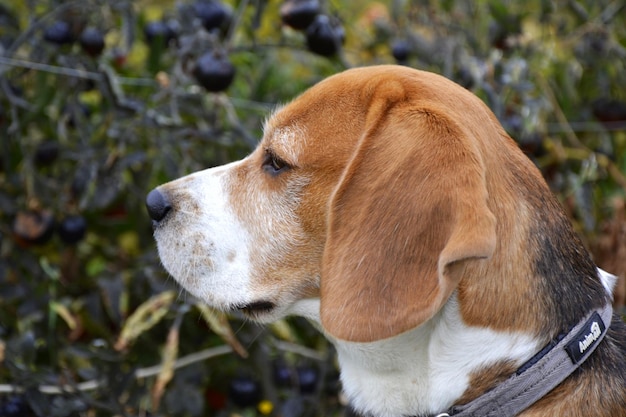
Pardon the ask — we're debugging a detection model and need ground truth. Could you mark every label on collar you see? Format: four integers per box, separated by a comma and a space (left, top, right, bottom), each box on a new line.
564, 312, 606, 365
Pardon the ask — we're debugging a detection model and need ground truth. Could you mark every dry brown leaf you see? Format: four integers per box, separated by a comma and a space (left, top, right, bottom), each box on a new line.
114, 290, 176, 351
151, 314, 181, 410
196, 303, 248, 358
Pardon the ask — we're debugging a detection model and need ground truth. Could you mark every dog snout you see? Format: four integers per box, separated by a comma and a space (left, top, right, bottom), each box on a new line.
146, 188, 172, 225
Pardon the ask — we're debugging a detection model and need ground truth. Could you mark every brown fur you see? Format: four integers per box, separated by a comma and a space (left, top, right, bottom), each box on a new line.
261, 66, 626, 413
321, 107, 496, 341
156, 65, 626, 415
457, 361, 518, 405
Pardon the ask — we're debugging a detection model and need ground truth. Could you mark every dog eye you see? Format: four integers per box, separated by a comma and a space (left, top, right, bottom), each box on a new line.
263, 153, 290, 175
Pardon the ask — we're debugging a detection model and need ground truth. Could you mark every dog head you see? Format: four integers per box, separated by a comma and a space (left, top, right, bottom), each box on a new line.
146, 65, 529, 342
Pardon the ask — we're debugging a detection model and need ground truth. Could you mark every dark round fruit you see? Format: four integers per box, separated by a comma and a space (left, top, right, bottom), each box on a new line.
305, 14, 344, 57
296, 366, 319, 394
111, 47, 127, 69
79, 27, 105, 57
194, 0, 230, 32
205, 388, 227, 410
272, 361, 293, 387
192, 52, 235, 92
34, 141, 60, 167
591, 98, 626, 124
58, 215, 87, 244
228, 376, 261, 408
0, 395, 32, 417
280, 0, 320, 30
43, 20, 74, 45
143, 20, 177, 46
13, 210, 55, 246
390, 38, 411, 63
488, 21, 517, 51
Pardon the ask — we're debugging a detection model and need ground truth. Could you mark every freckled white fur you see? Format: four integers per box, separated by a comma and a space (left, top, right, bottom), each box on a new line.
154, 161, 254, 309
155, 155, 313, 317
296, 294, 540, 417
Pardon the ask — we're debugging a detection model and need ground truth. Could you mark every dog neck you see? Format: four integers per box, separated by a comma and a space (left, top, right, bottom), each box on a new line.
443, 301, 612, 417
289, 294, 542, 417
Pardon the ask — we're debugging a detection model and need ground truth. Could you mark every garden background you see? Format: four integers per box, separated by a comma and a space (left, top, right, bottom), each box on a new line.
1, 0, 625, 416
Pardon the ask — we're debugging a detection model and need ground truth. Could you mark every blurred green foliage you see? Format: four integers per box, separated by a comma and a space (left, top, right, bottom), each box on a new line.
1, 0, 625, 416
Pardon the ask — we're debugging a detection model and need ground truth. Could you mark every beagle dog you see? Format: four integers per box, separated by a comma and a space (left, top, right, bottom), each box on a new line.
146, 65, 626, 417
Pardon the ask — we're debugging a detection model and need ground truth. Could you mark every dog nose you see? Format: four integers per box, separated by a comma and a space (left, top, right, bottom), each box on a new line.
146, 188, 172, 223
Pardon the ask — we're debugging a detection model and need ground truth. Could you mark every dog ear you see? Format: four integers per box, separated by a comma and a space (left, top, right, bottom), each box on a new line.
320, 108, 497, 342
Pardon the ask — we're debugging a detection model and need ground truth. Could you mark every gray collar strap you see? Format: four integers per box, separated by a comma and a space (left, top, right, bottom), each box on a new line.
435, 302, 613, 417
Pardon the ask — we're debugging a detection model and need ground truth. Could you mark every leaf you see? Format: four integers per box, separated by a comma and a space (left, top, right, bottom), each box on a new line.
114, 290, 176, 351
49, 301, 77, 330
40, 257, 60, 281
151, 310, 182, 411
118, 231, 140, 256
86, 256, 107, 277
269, 319, 298, 343
195, 303, 248, 358
98, 275, 129, 326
